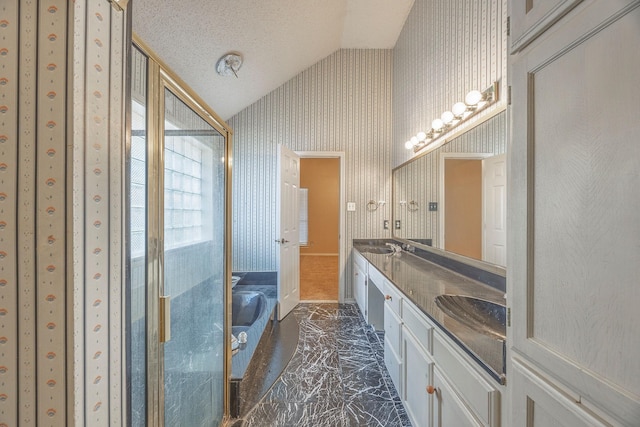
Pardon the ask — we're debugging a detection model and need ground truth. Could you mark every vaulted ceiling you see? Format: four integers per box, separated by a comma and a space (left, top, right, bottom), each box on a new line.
133, 0, 415, 120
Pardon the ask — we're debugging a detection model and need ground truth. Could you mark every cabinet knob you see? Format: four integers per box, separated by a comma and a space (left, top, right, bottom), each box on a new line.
385, 295, 392, 301
426, 385, 435, 394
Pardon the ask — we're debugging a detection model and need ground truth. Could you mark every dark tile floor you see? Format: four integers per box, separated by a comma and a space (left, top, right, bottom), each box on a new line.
232, 303, 412, 427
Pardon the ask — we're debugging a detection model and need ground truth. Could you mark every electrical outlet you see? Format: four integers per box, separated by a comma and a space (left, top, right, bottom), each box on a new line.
395, 220, 401, 230
383, 220, 389, 230
347, 202, 356, 211
428, 202, 438, 211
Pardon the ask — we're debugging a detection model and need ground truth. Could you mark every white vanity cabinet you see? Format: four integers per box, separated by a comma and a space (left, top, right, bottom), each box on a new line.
401, 298, 500, 427
352, 249, 385, 330
354, 250, 504, 427
352, 250, 368, 320
383, 275, 404, 394
402, 321, 434, 427
384, 302, 403, 393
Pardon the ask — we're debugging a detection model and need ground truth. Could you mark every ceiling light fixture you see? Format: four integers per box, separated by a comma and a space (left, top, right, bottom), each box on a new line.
216, 52, 243, 78
405, 82, 499, 152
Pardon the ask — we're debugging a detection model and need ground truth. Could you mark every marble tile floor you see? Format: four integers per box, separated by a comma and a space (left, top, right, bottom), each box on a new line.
230, 303, 412, 427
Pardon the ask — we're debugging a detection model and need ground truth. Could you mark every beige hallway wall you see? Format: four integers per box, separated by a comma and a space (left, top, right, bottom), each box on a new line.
300, 158, 340, 255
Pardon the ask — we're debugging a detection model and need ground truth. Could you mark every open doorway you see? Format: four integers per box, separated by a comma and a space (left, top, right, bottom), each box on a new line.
299, 157, 341, 301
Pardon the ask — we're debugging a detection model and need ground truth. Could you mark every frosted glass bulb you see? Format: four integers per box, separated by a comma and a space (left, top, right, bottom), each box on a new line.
405, 140, 414, 149
441, 111, 454, 124
465, 90, 483, 106
410, 136, 419, 145
417, 131, 427, 141
452, 102, 467, 116
432, 118, 444, 131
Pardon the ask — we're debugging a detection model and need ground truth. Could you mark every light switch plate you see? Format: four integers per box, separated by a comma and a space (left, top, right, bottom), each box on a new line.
347, 202, 356, 211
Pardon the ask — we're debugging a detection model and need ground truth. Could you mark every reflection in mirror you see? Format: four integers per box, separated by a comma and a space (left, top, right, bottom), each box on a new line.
393, 111, 507, 266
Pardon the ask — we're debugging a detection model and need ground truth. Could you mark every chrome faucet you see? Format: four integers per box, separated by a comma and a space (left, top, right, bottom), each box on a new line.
385, 242, 402, 254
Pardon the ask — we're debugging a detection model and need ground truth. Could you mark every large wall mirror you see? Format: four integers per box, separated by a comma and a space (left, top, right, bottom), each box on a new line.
393, 110, 507, 268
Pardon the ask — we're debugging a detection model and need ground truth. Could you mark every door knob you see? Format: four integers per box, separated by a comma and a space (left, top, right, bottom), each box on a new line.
385, 295, 392, 301
274, 238, 290, 244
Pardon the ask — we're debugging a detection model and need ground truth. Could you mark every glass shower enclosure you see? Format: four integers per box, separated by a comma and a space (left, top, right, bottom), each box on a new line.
127, 43, 231, 427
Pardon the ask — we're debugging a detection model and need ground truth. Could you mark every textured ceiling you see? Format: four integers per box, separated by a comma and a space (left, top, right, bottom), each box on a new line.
132, 0, 415, 120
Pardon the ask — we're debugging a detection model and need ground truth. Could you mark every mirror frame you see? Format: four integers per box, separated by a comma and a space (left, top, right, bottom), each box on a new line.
391, 107, 507, 278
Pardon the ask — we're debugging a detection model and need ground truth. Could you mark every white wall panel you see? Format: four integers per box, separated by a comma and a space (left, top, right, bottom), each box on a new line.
229, 49, 393, 299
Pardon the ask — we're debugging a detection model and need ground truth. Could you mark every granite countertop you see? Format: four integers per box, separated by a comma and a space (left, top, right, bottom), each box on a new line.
353, 242, 506, 384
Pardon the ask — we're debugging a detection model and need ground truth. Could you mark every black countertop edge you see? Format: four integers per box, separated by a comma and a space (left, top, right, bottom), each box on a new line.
352, 239, 506, 293
352, 241, 506, 385
423, 308, 506, 385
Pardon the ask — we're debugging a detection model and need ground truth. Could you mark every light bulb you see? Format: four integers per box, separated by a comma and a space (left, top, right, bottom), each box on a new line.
417, 131, 427, 141
410, 136, 419, 145
441, 111, 454, 124
405, 140, 414, 150
432, 118, 444, 131
465, 90, 483, 106
452, 102, 467, 116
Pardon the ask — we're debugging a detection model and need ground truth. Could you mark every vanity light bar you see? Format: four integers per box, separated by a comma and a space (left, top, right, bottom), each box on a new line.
405, 82, 499, 152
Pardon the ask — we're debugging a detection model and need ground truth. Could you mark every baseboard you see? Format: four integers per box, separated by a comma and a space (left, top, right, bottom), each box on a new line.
300, 299, 339, 303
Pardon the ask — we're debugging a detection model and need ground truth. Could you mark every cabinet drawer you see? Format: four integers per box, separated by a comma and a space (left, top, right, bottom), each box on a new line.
384, 335, 403, 395
383, 280, 402, 316
384, 302, 403, 357
367, 264, 385, 293
403, 328, 434, 427
433, 332, 499, 427
402, 300, 433, 354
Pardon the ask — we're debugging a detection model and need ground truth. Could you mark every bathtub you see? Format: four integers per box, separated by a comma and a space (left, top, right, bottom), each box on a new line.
231, 291, 268, 335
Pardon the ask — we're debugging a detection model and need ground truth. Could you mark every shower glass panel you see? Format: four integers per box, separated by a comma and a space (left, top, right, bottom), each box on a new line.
128, 45, 147, 427
162, 88, 226, 426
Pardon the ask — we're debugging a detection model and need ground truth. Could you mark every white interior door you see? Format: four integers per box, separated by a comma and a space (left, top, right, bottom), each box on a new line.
276, 144, 300, 320
482, 154, 507, 266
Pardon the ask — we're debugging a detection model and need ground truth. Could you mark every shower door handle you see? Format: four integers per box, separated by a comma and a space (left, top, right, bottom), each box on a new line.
274, 238, 290, 244
160, 295, 171, 342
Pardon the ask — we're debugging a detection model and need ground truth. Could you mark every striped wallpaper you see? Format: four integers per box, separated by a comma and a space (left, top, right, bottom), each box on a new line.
228, 49, 394, 299
0, 1, 128, 426
230, 0, 507, 300
392, 0, 508, 167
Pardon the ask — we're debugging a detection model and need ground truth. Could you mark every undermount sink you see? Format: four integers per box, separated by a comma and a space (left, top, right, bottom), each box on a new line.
435, 294, 506, 340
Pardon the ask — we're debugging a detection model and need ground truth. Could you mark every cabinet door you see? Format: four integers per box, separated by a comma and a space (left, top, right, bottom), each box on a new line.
353, 262, 366, 318
384, 335, 403, 397
384, 303, 403, 394
509, 0, 582, 52
511, 358, 609, 426
509, 1, 640, 425
403, 327, 434, 427
384, 302, 402, 358
433, 368, 482, 427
